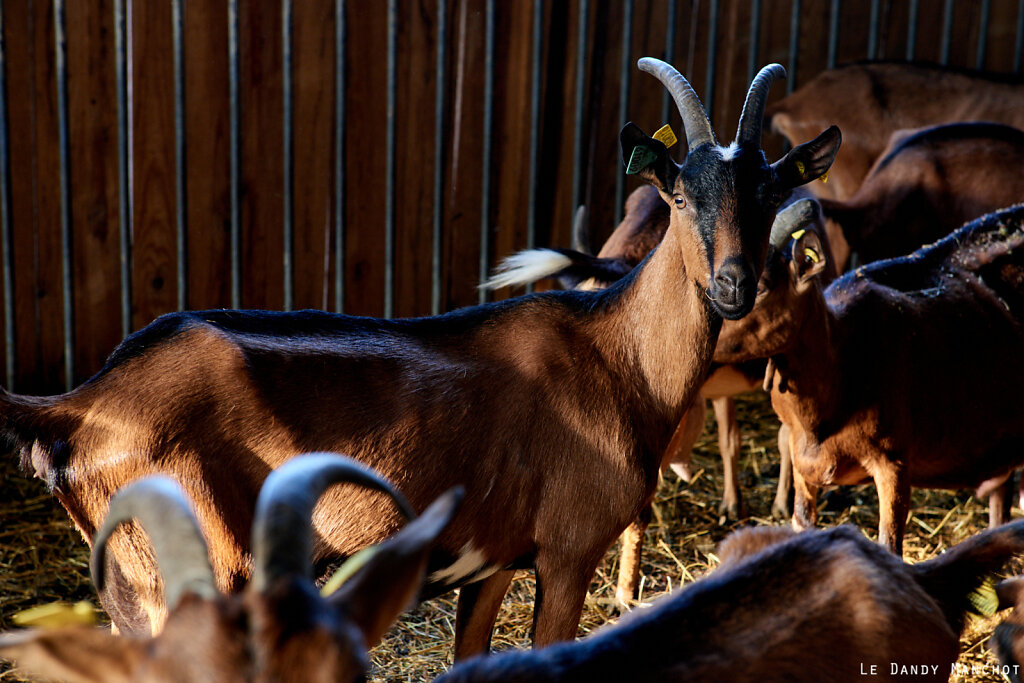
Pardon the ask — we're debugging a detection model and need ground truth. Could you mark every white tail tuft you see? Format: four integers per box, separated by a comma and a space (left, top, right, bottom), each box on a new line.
480, 249, 573, 291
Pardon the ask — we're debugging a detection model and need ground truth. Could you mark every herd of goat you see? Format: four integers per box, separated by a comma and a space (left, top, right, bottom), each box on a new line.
1, 57, 1024, 681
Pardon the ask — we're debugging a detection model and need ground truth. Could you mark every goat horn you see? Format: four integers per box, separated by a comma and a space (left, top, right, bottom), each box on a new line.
571, 204, 590, 256
251, 452, 416, 592
736, 63, 786, 147
770, 198, 821, 249
637, 57, 716, 150
91, 476, 218, 610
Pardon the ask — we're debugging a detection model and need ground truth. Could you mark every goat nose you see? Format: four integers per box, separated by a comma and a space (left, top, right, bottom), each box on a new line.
712, 265, 751, 305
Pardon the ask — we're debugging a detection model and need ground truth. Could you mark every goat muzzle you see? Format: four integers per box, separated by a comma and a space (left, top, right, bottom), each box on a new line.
709, 260, 756, 320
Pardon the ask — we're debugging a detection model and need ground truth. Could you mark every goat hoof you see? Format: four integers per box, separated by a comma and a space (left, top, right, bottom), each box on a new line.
718, 500, 742, 523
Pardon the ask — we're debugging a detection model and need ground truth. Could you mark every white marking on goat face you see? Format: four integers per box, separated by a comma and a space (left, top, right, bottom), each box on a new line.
716, 141, 740, 162
429, 544, 499, 586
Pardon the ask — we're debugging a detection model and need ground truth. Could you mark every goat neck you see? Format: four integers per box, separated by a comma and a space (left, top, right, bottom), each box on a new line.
590, 218, 720, 448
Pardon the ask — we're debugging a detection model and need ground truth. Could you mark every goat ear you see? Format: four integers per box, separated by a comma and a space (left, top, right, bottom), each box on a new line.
772, 125, 842, 190
620, 122, 679, 193
328, 487, 463, 648
0, 627, 146, 683
791, 230, 827, 283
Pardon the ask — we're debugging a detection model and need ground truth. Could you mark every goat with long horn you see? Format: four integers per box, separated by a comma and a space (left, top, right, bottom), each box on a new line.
0, 59, 839, 658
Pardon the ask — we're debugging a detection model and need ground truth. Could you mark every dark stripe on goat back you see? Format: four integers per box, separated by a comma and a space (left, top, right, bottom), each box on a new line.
99, 283, 638, 376
873, 122, 1024, 175
828, 204, 1024, 295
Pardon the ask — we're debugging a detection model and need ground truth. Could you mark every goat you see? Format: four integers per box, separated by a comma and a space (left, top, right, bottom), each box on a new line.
9, 473, 1024, 682
485, 194, 831, 607
0, 453, 462, 683
819, 122, 1024, 271
716, 203, 1024, 553
0, 59, 840, 655
767, 61, 1024, 202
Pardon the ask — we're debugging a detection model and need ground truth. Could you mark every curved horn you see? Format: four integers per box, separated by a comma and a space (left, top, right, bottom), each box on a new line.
571, 204, 590, 255
637, 57, 715, 150
736, 63, 786, 147
252, 452, 416, 591
770, 198, 821, 248
91, 476, 218, 609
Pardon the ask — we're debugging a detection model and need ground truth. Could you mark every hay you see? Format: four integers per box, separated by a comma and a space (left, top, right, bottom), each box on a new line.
0, 392, 1017, 682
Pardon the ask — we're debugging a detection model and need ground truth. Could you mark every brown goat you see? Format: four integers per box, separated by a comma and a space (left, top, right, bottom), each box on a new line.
486, 192, 834, 606
716, 203, 1024, 553
0, 60, 841, 656
820, 122, 1024, 271
10, 484, 1024, 682
768, 61, 1024, 202
0, 453, 462, 683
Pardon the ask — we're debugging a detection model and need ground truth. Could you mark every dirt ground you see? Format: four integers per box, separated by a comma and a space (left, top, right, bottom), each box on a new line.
0, 392, 1018, 682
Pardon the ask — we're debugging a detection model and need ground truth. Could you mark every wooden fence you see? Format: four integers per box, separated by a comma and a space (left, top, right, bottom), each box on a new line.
1, 0, 1021, 393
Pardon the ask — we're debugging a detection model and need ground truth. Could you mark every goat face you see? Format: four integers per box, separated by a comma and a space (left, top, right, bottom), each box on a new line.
621, 59, 841, 321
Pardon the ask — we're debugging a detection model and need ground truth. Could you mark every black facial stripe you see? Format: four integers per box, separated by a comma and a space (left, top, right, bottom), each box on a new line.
680, 146, 733, 270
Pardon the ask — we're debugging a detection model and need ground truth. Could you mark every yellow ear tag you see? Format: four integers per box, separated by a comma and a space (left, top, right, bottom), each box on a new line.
803, 247, 820, 263
795, 160, 806, 175
320, 545, 380, 597
819, 170, 829, 184
12, 601, 97, 629
790, 229, 806, 240
653, 124, 678, 149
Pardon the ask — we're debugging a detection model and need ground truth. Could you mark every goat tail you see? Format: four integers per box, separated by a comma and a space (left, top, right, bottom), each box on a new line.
481, 248, 633, 292
912, 518, 1024, 634
0, 387, 68, 482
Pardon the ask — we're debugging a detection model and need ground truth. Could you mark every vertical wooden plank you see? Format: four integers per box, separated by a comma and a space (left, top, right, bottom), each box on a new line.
343, 1, 386, 315
985, 0, 1018, 70
486, 0, 533, 301
292, 0, 335, 312
66, 0, 121, 382
442, 0, 485, 310
394, 0, 438, 316
913, 0, 950, 63
0, 1, 31, 390
18, 0, 64, 393
239, 1, 284, 310
539, 0, 575, 260
184, 0, 232, 311
584, 0, 624, 244
131, 0, 178, 331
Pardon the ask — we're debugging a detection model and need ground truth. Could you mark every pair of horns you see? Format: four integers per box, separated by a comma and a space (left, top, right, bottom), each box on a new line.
91, 453, 415, 608
638, 57, 785, 150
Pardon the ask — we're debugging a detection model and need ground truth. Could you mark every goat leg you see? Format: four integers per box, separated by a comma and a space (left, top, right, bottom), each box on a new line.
772, 423, 793, 520
454, 569, 515, 659
531, 554, 600, 648
791, 466, 819, 532
615, 506, 653, 609
874, 462, 911, 555
713, 397, 744, 522
989, 474, 1015, 528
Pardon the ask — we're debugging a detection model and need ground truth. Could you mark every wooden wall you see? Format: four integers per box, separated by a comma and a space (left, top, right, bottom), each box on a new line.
1, 0, 1021, 393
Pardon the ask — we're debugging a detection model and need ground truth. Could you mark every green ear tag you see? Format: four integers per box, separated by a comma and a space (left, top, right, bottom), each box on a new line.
626, 145, 658, 175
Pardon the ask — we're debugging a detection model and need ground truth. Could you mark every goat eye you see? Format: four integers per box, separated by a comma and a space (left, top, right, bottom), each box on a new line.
674, 196, 686, 208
